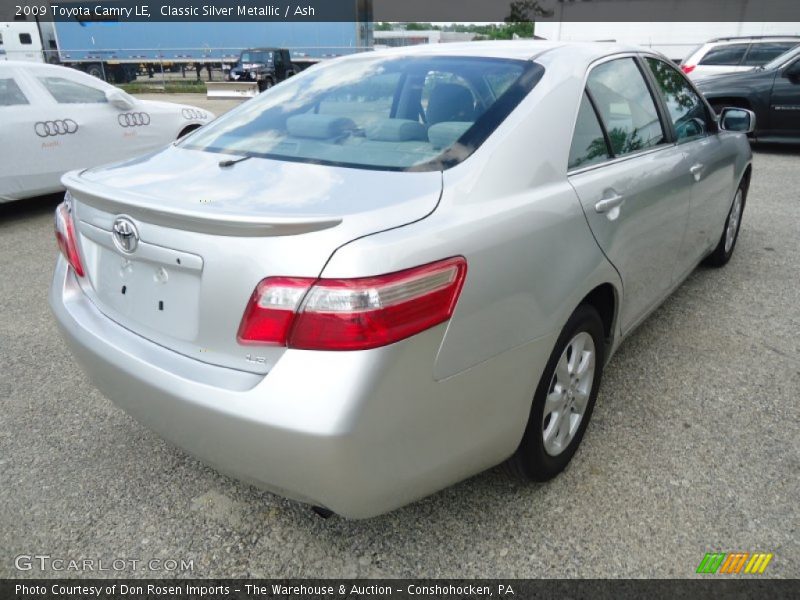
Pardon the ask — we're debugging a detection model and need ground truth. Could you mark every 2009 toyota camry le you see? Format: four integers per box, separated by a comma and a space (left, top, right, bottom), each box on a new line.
50, 42, 754, 518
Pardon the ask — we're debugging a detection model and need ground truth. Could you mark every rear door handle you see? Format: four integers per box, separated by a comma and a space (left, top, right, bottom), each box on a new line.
690, 163, 704, 181
595, 193, 625, 214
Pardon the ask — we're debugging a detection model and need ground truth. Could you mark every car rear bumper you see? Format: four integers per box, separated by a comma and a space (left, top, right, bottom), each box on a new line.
50, 258, 553, 518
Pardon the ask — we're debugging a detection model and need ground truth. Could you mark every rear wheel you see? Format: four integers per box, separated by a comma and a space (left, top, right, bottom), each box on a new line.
84, 63, 105, 81
703, 180, 747, 267
507, 305, 605, 481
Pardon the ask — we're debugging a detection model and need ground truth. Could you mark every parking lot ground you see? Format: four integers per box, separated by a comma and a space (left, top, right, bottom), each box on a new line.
0, 137, 798, 577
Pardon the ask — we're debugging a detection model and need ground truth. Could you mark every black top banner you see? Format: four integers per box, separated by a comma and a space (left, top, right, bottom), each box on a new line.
3, 0, 800, 22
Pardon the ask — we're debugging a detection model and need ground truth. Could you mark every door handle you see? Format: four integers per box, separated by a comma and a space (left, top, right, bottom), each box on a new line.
595, 193, 625, 214
690, 163, 704, 181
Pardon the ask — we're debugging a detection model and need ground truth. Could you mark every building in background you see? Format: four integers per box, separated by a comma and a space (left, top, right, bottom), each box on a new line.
373, 30, 477, 47
535, 21, 800, 62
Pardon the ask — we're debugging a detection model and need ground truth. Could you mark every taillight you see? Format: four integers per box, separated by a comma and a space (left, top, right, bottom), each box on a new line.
681, 64, 696, 75
54, 195, 84, 277
237, 277, 313, 346
237, 257, 467, 351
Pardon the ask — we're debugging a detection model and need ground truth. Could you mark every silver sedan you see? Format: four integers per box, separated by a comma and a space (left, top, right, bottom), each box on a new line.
50, 42, 753, 518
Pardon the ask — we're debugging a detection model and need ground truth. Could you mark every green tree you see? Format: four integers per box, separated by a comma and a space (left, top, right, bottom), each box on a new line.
405, 22, 439, 31
505, 0, 555, 21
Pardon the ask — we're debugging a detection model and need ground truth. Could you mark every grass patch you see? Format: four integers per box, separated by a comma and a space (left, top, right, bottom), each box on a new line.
119, 81, 208, 94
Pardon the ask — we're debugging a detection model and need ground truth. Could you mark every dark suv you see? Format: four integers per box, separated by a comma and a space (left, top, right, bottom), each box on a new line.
227, 48, 296, 91
697, 45, 800, 143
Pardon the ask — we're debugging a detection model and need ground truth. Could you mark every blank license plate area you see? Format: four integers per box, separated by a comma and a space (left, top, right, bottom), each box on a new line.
92, 244, 201, 341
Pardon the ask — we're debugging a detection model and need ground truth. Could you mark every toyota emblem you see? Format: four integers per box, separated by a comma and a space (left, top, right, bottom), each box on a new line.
112, 217, 139, 254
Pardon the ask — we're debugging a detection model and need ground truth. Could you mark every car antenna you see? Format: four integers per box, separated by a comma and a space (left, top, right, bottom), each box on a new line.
219, 156, 253, 168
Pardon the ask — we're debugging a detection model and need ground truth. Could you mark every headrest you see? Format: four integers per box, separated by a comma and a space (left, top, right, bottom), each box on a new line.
427, 121, 473, 150
365, 118, 427, 142
426, 83, 475, 125
286, 114, 356, 139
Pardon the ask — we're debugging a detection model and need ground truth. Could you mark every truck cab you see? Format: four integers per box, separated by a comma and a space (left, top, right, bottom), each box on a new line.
227, 48, 295, 90
0, 22, 44, 63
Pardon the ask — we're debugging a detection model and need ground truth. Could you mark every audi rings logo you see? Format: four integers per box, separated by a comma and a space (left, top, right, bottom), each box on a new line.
181, 108, 207, 120
34, 119, 78, 137
117, 112, 151, 128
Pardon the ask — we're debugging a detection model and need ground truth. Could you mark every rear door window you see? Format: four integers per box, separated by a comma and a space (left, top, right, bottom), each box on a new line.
742, 42, 800, 66
586, 57, 666, 157
0, 78, 29, 106
699, 44, 749, 66
645, 58, 711, 143
38, 76, 107, 104
568, 92, 610, 170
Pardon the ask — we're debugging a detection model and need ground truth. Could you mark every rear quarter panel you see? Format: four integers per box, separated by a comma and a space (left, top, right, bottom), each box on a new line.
322, 54, 623, 381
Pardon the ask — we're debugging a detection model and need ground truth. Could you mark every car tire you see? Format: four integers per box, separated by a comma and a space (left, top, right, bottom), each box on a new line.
703, 179, 747, 268
85, 64, 105, 81
259, 77, 274, 92
507, 304, 605, 481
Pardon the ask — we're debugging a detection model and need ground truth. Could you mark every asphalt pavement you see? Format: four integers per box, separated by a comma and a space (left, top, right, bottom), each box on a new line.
0, 99, 797, 578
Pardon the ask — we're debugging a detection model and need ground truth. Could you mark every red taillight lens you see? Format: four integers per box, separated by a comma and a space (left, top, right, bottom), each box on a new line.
54, 198, 84, 277
237, 277, 313, 345
681, 64, 696, 74
237, 257, 467, 351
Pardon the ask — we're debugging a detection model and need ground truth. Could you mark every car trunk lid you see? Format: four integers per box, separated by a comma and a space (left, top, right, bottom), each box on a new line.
64, 146, 442, 375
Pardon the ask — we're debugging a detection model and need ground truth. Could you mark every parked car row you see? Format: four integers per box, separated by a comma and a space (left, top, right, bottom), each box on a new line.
0, 61, 212, 203
681, 35, 800, 79
695, 44, 800, 143
0, 35, 792, 517
670, 35, 800, 143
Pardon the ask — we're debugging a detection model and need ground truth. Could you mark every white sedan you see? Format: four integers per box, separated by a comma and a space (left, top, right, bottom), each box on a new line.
0, 61, 213, 202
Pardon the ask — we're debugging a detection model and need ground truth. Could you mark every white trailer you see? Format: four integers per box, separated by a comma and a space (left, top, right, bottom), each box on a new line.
535, 21, 800, 62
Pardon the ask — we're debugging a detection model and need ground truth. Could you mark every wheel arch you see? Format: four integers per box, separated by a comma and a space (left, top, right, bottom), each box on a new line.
176, 124, 202, 139
739, 162, 753, 195
578, 282, 619, 357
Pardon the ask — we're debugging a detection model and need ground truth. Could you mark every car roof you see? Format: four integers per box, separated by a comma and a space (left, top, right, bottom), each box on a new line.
707, 36, 800, 43
0, 60, 77, 75
353, 40, 656, 64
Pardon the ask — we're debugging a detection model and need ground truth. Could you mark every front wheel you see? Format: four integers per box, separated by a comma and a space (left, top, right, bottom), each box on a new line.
703, 181, 746, 268
507, 305, 605, 481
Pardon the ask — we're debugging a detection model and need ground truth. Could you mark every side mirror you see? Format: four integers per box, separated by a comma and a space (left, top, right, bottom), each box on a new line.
719, 107, 755, 133
105, 88, 135, 111
784, 60, 800, 80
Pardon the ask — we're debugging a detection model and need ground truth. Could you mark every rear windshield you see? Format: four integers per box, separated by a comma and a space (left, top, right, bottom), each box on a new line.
182, 55, 543, 171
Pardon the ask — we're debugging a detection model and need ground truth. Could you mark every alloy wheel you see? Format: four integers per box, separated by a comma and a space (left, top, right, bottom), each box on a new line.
725, 189, 743, 254
542, 331, 596, 457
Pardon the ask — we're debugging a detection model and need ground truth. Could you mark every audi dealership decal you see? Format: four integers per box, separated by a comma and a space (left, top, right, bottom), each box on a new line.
181, 108, 208, 120
34, 119, 79, 137
2, 60, 215, 203
118, 112, 152, 127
